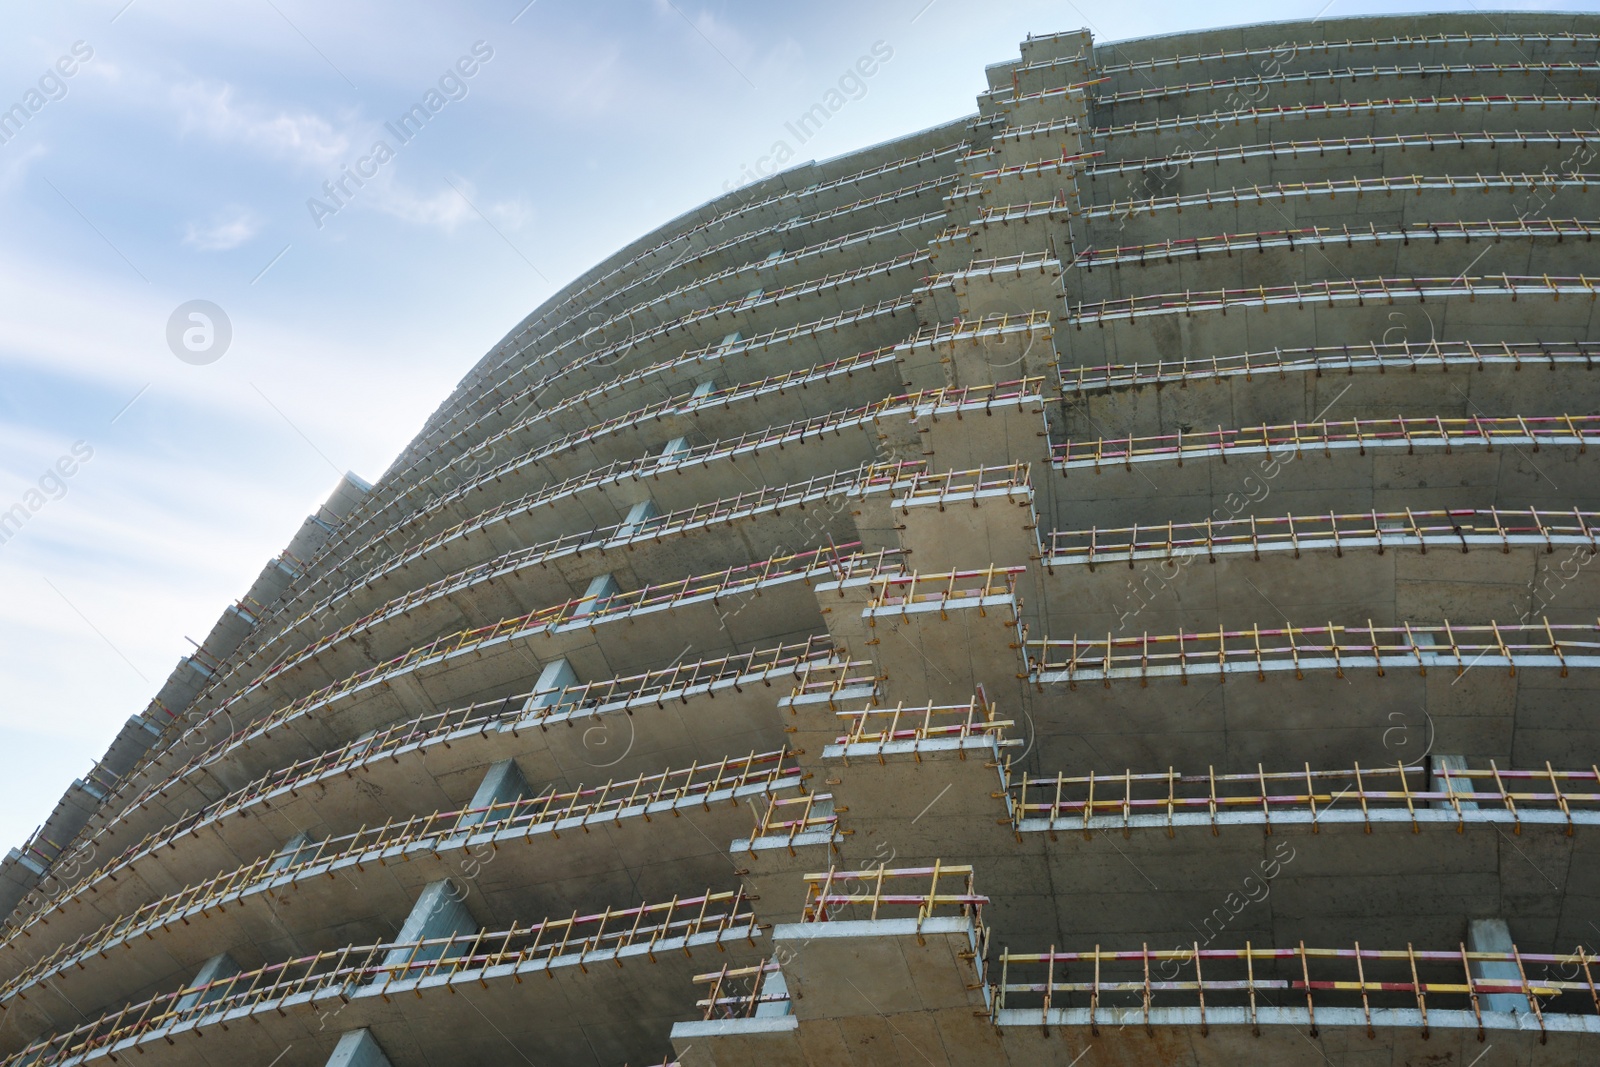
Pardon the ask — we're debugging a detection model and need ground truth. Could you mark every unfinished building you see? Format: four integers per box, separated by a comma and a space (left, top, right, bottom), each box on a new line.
5, 11, 1600, 1066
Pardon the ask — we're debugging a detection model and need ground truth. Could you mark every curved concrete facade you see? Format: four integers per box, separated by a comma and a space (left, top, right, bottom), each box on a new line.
6, 12, 1600, 1066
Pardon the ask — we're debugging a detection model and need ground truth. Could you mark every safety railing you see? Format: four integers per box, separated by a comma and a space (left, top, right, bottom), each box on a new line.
226, 379, 928, 662
1059, 339, 1600, 396
921, 251, 1063, 289
446, 163, 965, 420
363, 371, 1036, 579
488, 136, 960, 362
1094, 31, 1600, 78
1045, 507, 1600, 566
260, 298, 919, 632
1087, 130, 1600, 179
990, 943, 1600, 1038
1010, 762, 1600, 835
559, 213, 937, 365
355, 162, 959, 554
248, 460, 920, 674
900, 315, 1053, 357
6, 889, 757, 1067
1095, 60, 1600, 108
865, 565, 1028, 615
1024, 620, 1600, 686
80, 365, 1028, 831
1073, 217, 1599, 271
309, 190, 946, 575
893, 462, 1032, 510
246, 346, 907, 645
975, 191, 1076, 225
1084, 171, 1596, 226
1054, 412, 1600, 469
801, 862, 987, 933
965, 149, 1105, 185
19, 639, 854, 934
746, 792, 836, 854
1, 755, 790, 1003
351, 293, 923, 557
785, 659, 884, 709
304, 248, 932, 575
29, 545, 885, 903
996, 116, 1080, 144
240, 540, 878, 735
238, 540, 871, 719
1092, 93, 1600, 142
838, 694, 1011, 751
694, 959, 787, 1021
1000, 76, 1110, 107
1069, 273, 1600, 327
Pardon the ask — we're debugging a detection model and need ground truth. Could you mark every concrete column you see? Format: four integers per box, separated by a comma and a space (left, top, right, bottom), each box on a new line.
690, 380, 716, 401
618, 499, 662, 539
1429, 755, 1479, 811
175, 952, 241, 1012
348, 727, 379, 757
381, 880, 478, 973
717, 330, 742, 352
456, 759, 530, 829
529, 658, 579, 714
267, 831, 317, 872
326, 1028, 392, 1067
1468, 918, 1526, 1014
754, 969, 790, 1018
573, 573, 620, 618
660, 436, 690, 461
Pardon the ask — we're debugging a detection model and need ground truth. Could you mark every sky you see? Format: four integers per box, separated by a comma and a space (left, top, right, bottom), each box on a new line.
0, 0, 1594, 854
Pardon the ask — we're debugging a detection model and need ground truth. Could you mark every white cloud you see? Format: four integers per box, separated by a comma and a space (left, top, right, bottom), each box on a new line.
363, 175, 530, 234
182, 208, 261, 251
171, 81, 349, 169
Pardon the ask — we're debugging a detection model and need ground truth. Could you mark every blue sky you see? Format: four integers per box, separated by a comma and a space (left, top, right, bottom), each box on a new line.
0, 0, 1593, 852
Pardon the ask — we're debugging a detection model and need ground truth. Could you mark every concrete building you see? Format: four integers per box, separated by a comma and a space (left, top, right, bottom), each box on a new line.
4, 11, 1600, 1065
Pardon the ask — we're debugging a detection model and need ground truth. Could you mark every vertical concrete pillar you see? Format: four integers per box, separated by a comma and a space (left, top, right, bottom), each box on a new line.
529, 658, 579, 714
754, 968, 790, 1018
717, 330, 742, 352
660, 436, 690, 462
267, 831, 317, 872
348, 727, 379, 757
1429, 755, 1479, 811
326, 1028, 392, 1067
381, 880, 478, 974
573, 573, 620, 618
618, 499, 662, 539
175, 952, 241, 1012
456, 759, 530, 829
1468, 918, 1525, 1013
